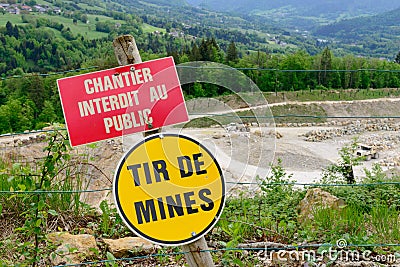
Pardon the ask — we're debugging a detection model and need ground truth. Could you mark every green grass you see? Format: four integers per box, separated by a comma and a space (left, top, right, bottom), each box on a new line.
0, 12, 126, 39
35, 0, 54, 6
37, 13, 117, 39
77, 2, 107, 12
0, 13, 26, 26
142, 23, 166, 33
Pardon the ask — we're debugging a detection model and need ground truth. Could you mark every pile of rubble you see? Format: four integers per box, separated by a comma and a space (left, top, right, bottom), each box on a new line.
357, 133, 400, 167
302, 119, 400, 142
379, 157, 400, 167
0, 132, 47, 147
277, 118, 399, 128
359, 133, 400, 152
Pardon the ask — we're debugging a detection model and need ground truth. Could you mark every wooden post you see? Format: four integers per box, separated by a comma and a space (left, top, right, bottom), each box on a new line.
113, 34, 142, 65
181, 237, 215, 267
113, 34, 160, 136
112, 34, 214, 267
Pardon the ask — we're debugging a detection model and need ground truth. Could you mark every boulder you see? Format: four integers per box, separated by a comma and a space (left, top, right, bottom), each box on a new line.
47, 232, 98, 265
103, 237, 158, 258
298, 188, 345, 222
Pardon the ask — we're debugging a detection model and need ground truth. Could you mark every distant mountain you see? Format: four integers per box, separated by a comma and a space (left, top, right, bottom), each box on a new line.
310, 7, 400, 58
185, 0, 400, 29
315, 7, 400, 38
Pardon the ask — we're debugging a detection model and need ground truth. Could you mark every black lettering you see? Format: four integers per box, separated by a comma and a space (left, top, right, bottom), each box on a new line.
193, 153, 207, 175
157, 197, 167, 220
127, 164, 141, 186
184, 191, 198, 215
177, 156, 193, 178
152, 160, 170, 183
134, 199, 157, 224
166, 194, 184, 218
199, 188, 214, 211
143, 162, 152, 184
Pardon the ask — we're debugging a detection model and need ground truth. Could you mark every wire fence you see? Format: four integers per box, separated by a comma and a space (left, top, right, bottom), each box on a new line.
52, 243, 400, 267
1, 66, 400, 80
0, 66, 100, 80
2, 132, 400, 266
1, 113, 400, 139
1, 66, 400, 265
2, 65, 400, 93
2, 181, 400, 196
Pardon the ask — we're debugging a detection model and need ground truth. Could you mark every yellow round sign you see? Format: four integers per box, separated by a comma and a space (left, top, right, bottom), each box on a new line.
113, 133, 225, 246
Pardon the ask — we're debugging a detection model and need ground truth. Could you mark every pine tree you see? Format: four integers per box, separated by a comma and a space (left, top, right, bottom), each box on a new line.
320, 47, 332, 86
226, 41, 238, 63
6, 21, 13, 36
189, 44, 201, 61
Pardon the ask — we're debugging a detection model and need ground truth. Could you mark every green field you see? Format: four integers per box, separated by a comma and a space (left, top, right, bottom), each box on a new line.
0, 13, 27, 26
142, 23, 166, 33
0, 13, 126, 39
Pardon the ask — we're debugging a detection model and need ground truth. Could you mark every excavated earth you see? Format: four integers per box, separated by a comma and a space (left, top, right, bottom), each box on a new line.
2, 97, 400, 207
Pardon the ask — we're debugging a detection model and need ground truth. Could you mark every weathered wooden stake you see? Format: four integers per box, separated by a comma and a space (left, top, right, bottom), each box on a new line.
112, 34, 214, 267
113, 34, 142, 65
181, 236, 215, 267
113, 34, 160, 136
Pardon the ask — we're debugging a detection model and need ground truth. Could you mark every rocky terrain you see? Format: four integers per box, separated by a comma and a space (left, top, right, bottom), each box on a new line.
1, 97, 400, 206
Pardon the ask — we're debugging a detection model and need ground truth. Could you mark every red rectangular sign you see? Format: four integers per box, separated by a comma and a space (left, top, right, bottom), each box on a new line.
57, 57, 189, 146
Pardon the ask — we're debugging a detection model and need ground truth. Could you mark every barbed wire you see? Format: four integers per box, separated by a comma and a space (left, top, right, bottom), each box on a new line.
53, 243, 400, 267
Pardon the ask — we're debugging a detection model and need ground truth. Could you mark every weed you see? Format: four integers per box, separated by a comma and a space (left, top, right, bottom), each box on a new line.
0, 125, 92, 265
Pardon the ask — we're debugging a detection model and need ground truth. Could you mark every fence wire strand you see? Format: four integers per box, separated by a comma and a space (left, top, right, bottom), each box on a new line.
53, 243, 400, 267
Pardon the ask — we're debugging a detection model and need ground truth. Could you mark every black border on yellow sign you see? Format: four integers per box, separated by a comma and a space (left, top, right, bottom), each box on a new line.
113, 133, 225, 246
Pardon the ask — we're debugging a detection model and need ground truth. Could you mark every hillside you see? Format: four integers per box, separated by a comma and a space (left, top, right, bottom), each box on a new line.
313, 7, 400, 58
1, 0, 400, 59
186, 0, 400, 29
315, 7, 400, 38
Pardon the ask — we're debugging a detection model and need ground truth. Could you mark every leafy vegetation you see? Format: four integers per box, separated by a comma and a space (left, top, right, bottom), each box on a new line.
1, 135, 400, 265
0, 127, 93, 265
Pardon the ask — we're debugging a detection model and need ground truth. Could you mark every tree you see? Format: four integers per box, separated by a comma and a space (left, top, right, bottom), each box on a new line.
38, 100, 57, 124
80, 14, 88, 24
189, 44, 201, 61
6, 21, 13, 36
319, 47, 332, 86
27, 0, 37, 6
322, 139, 362, 184
226, 41, 238, 63
395, 51, 400, 64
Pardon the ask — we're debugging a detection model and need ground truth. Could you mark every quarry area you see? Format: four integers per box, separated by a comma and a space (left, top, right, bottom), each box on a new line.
1, 97, 400, 205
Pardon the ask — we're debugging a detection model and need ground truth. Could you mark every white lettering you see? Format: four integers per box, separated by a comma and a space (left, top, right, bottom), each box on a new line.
142, 68, 153, 82
84, 79, 94, 94
83, 68, 153, 95
103, 76, 114, 91
103, 110, 154, 133
150, 86, 159, 102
